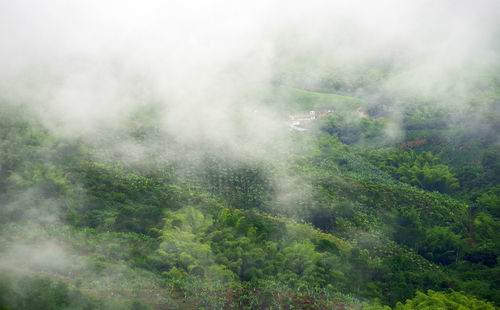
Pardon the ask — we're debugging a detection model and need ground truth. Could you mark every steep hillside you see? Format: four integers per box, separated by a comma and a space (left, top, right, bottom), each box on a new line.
0, 98, 498, 309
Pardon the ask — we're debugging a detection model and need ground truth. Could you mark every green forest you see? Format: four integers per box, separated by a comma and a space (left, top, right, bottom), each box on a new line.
1, 1, 499, 309
1, 65, 499, 309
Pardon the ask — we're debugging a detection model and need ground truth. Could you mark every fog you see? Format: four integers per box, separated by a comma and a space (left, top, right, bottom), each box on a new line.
1, 0, 498, 146
1, 0, 498, 235
0, 1, 499, 306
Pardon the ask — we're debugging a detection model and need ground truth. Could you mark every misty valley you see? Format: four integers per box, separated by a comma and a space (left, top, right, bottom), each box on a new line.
1, 1, 499, 309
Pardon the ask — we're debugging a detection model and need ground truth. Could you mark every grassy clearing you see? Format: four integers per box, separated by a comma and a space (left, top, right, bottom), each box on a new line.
268, 86, 364, 113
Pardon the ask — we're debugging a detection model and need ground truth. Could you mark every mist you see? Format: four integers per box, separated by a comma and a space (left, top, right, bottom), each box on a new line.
1, 0, 498, 145
1, 1, 499, 308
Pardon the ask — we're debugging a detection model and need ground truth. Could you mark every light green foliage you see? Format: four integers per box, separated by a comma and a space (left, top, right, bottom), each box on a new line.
477, 186, 500, 218
157, 207, 234, 281
284, 87, 363, 112
0, 86, 499, 310
473, 212, 500, 246
395, 290, 496, 310
281, 241, 321, 282
264, 81, 364, 113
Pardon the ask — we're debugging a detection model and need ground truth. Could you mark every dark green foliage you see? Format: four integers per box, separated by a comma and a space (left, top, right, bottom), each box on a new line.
316, 112, 384, 145
464, 250, 497, 268
477, 186, 500, 218
418, 227, 464, 265
399, 102, 451, 133
0, 97, 499, 309
0, 275, 104, 310
367, 149, 459, 193
448, 261, 500, 305
72, 162, 183, 233
201, 158, 274, 210
308, 206, 335, 231
128, 300, 151, 310
393, 208, 425, 251
481, 148, 500, 185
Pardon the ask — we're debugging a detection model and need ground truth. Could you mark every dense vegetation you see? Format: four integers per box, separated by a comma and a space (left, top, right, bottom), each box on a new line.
0, 64, 499, 310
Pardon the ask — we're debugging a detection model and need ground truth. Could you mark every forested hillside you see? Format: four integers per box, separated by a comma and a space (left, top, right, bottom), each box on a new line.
1, 1, 499, 309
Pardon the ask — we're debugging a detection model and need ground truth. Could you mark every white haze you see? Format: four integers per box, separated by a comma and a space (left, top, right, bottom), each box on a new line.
0, 0, 498, 225
0, 0, 499, 147
0, 0, 499, 301
0, 241, 83, 274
